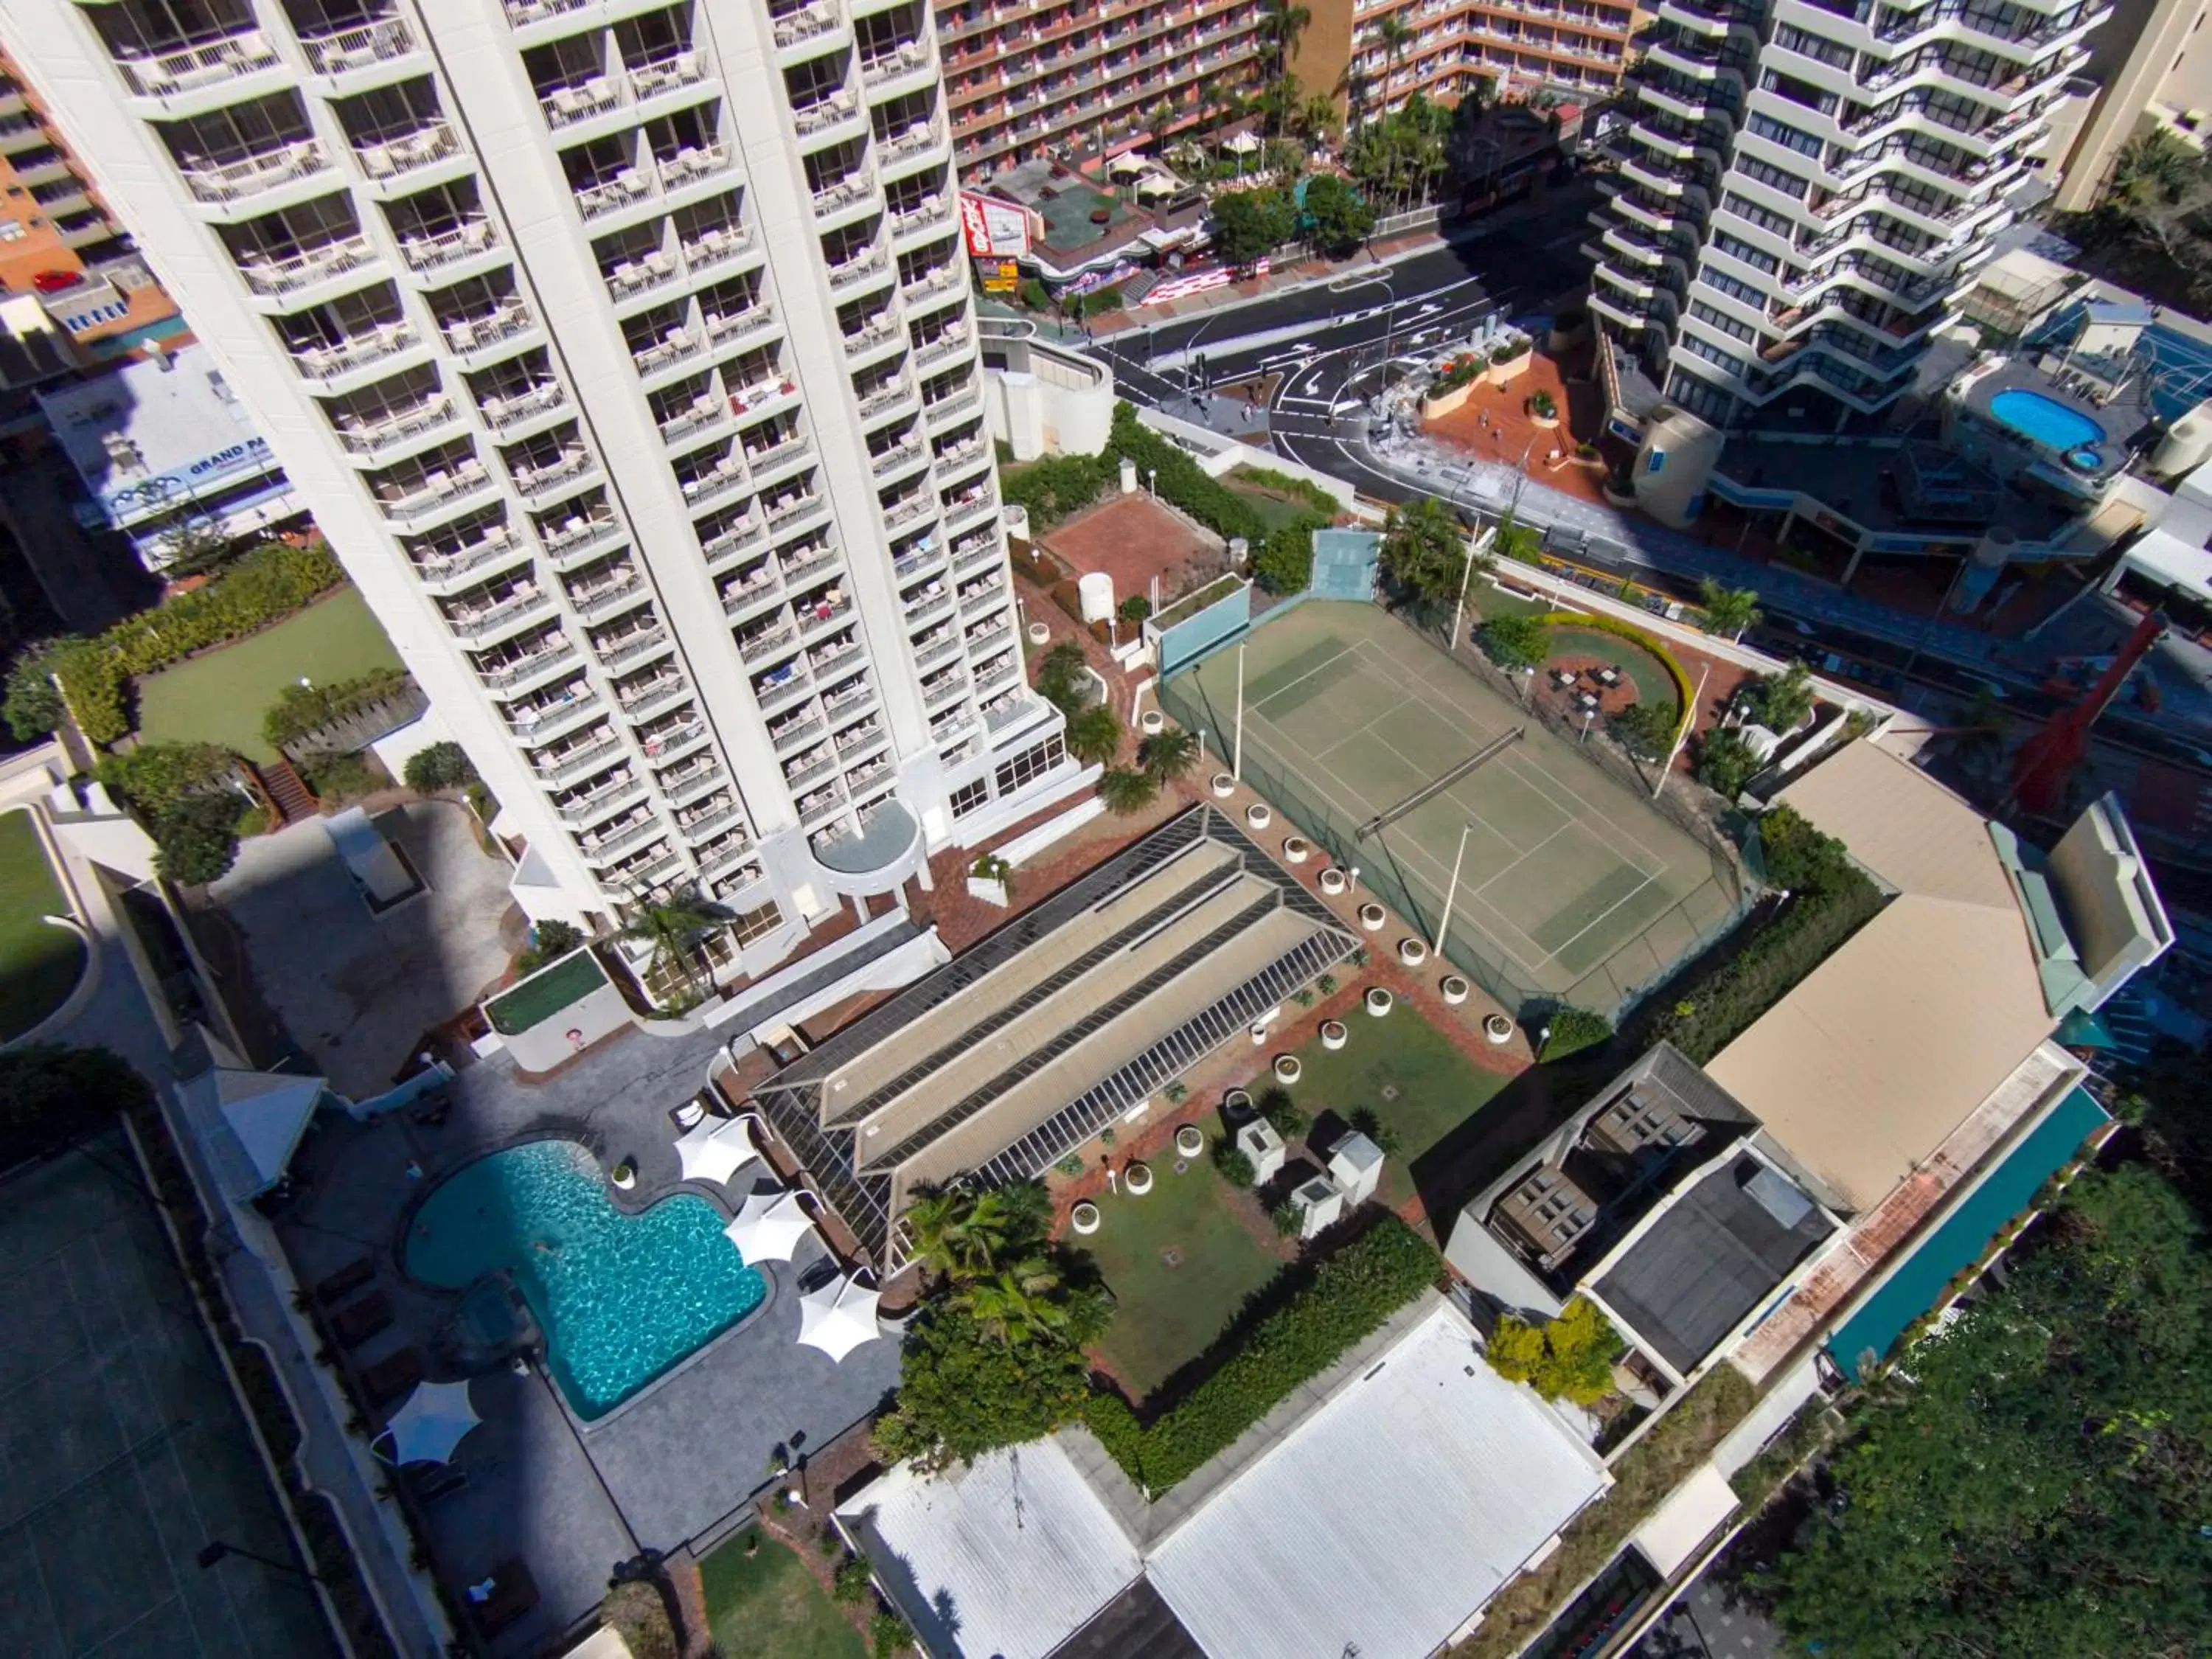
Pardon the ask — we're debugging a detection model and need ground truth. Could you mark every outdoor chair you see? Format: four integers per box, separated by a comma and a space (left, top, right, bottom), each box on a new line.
312, 1256, 376, 1305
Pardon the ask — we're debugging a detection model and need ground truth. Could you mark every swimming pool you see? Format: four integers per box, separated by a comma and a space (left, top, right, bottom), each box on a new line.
407, 1139, 767, 1419
1986, 387, 2104, 454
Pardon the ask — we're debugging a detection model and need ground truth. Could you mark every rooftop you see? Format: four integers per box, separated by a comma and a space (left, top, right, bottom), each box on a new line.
751, 806, 1358, 1260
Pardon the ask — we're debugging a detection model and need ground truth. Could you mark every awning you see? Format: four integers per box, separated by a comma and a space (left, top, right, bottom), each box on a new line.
796, 1273, 883, 1362
723, 1188, 816, 1265
674, 1115, 761, 1186
376, 1379, 479, 1466
184, 1066, 329, 1201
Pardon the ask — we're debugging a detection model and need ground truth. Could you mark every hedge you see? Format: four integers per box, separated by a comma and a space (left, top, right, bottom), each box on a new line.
998, 451, 1121, 531
58, 540, 347, 743
263, 666, 411, 747
1083, 1216, 1439, 1493
1538, 609, 1694, 745
1647, 874, 1884, 1062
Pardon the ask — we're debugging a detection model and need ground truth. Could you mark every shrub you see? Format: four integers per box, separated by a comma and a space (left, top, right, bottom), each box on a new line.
153, 791, 247, 886
602, 1582, 677, 1659
1164, 1081, 1188, 1104
1065, 703, 1123, 766
1611, 698, 1677, 761
1537, 611, 1692, 739
402, 740, 477, 793
833, 1555, 875, 1604
1270, 1201, 1301, 1235
302, 751, 382, 804
1117, 594, 1152, 625
1747, 660, 1816, 733
1234, 467, 1339, 515
1486, 1298, 1624, 1405
263, 667, 411, 748
1478, 613, 1551, 672
1694, 728, 1761, 798
1649, 871, 1883, 1062
1097, 768, 1158, 813
516, 919, 585, 975
1036, 640, 1089, 711
998, 451, 1119, 529
3, 638, 79, 742
1055, 1152, 1085, 1176
1489, 341, 1526, 366
1527, 389, 1557, 420
1018, 276, 1049, 311
1539, 1006, 1612, 1062
1430, 353, 1485, 396
1317, 973, 1338, 995
1083, 286, 1124, 317
55, 540, 346, 744
99, 741, 237, 815
871, 1610, 915, 1657
1212, 1141, 1256, 1187
1252, 522, 1315, 594
1347, 1105, 1400, 1155
1085, 1217, 1439, 1490
1757, 803, 1856, 896
1256, 1084, 1307, 1138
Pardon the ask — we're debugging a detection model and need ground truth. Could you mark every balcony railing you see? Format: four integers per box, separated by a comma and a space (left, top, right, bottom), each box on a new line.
114, 31, 280, 99
179, 139, 328, 205
237, 236, 377, 298
413, 526, 525, 586
355, 122, 458, 181
299, 19, 419, 79
442, 299, 535, 355
597, 625, 670, 671
861, 39, 933, 86
481, 639, 580, 689
445, 587, 553, 641
774, 0, 845, 48
335, 397, 454, 456
541, 512, 621, 559
828, 243, 889, 291
397, 219, 498, 273
813, 167, 877, 217
534, 733, 622, 785
378, 459, 495, 523
512, 448, 597, 501
292, 321, 419, 380
540, 75, 623, 128
479, 381, 568, 430
793, 87, 862, 136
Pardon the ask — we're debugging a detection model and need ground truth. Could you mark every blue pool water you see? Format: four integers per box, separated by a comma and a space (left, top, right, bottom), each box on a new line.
1987, 388, 2104, 453
407, 1139, 765, 1418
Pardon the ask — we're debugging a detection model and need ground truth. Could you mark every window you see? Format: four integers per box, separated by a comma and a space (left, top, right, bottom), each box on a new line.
1720, 191, 1794, 237
1747, 114, 1821, 159
0, 220, 24, 242
1734, 154, 1810, 200
731, 900, 783, 947
1699, 266, 1770, 310
1711, 232, 1777, 274
950, 776, 990, 818
1688, 301, 1759, 344
992, 731, 1065, 796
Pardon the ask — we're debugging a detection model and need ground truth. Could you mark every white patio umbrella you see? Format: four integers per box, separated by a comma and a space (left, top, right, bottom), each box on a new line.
723, 1188, 816, 1265
1223, 130, 1262, 154
1108, 150, 1150, 177
376, 1379, 479, 1466
796, 1273, 883, 1363
674, 1115, 759, 1187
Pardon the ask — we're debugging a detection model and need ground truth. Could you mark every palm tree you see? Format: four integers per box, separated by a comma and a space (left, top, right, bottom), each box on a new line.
1148, 99, 1178, 149
1065, 703, 1123, 766
1299, 94, 1340, 146
1036, 640, 1087, 709
618, 887, 732, 998
1097, 767, 1160, 813
1697, 577, 1763, 641
1260, 0, 1312, 136
1137, 726, 1201, 783
904, 1188, 1015, 1280
1371, 14, 1413, 120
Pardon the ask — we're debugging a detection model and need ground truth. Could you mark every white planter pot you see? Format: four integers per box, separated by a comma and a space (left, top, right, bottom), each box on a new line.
965, 874, 1012, 908
611, 1166, 636, 1190
1245, 803, 1273, 830
1319, 1020, 1347, 1051
1398, 937, 1428, 967
1365, 987, 1394, 1018
1175, 1124, 1206, 1158
1283, 835, 1311, 863
1026, 621, 1050, 646
1318, 866, 1348, 895
1223, 1088, 1252, 1116
1124, 1162, 1154, 1195
1211, 772, 1237, 799
1483, 1012, 1514, 1046
1441, 975, 1470, 1006
1139, 708, 1166, 735
1071, 1201, 1101, 1234
1273, 1054, 1302, 1084
1250, 1022, 1269, 1045
1358, 902, 1387, 932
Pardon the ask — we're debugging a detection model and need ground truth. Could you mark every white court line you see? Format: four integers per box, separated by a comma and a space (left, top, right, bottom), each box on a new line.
1466, 818, 1579, 900
1543, 860, 1668, 965
1246, 639, 1368, 717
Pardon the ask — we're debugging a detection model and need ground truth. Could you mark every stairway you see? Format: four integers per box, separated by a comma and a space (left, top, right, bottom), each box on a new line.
256, 758, 318, 827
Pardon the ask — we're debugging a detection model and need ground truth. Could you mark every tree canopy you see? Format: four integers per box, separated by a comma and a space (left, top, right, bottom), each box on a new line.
1755, 1159, 2212, 1657
1300, 173, 1374, 256
0, 1043, 152, 1167
1208, 186, 1297, 266
1379, 497, 1481, 610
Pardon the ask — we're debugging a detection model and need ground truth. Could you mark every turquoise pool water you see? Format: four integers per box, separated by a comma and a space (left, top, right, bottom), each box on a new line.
407, 1139, 766, 1418
1987, 388, 2103, 453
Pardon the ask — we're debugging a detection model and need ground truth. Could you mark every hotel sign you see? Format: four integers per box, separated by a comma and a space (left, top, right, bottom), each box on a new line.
958, 191, 1032, 258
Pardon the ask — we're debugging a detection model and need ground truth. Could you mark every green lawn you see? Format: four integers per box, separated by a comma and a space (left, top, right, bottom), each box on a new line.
484, 949, 607, 1034
1227, 484, 1320, 534
1080, 1152, 1290, 1402
699, 1533, 866, 1659
136, 588, 402, 761
0, 808, 85, 1040
1545, 625, 1677, 714
1283, 1006, 1512, 1214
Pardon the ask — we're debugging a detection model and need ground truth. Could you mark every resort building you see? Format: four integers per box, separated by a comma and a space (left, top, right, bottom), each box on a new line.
1583, 0, 2107, 433
0, 43, 182, 378
935, 0, 1270, 176
4, 0, 1074, 963
745, 805, 1360, 1272
2045, 0, 2212, 210
1301, 0, 1638, 123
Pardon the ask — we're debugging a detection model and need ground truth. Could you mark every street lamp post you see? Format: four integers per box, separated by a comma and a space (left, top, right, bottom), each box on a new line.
1448, 524, 1499, 654
1433, 821, 1474, 959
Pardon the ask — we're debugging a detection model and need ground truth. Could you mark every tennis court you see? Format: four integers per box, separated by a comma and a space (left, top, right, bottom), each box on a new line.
1164, 602, 1743, 1015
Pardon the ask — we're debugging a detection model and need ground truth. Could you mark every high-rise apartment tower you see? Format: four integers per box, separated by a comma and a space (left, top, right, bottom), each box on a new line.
3, 0, 1074, 979
1585, 0, 2107, 429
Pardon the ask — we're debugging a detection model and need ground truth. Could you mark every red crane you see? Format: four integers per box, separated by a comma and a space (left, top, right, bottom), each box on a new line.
2008, 608, 2168, 817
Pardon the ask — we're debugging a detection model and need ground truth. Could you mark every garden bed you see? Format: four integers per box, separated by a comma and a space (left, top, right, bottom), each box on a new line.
483, 947, 610, 1037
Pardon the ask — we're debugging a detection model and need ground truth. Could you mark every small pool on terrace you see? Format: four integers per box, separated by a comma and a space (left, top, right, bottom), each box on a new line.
407, 1139, 766, 1419
1986, 387, 2104, 456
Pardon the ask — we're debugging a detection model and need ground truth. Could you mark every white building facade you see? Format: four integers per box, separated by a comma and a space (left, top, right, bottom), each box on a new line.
1585, 0, 2107, 428
2, 0, 1072, 974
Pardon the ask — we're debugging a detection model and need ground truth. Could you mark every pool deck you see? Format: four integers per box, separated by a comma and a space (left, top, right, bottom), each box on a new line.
276, 1023, 900, 1657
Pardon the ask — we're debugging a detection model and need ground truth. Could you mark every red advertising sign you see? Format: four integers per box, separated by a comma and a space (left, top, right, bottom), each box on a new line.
958, 191, 1032, 258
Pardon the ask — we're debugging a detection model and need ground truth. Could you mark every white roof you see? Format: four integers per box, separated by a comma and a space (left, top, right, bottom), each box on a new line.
2117, 525, 2212, 598
35, 343, 278, 524
673, 1114, 760, 1186
840, 1439, 1141, 1659
1629, 1463, 1739, 1576
1146, 1304, 1610, 1659
181, 1065, 327, 1201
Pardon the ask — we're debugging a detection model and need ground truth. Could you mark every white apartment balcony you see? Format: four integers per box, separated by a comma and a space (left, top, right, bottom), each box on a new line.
959, 575, 1007, 617
678, 796, 747, 842
680, 451, 749, 509
930, 706, 977, 747
720, 563, 781, 621
796, 593, 856, 640
901, 260, 962, 304
702, 514, 768, 569
236, 236, 380, 305
739, 620, 801, 668
507, 684, 601, 742
597, 623, 673, 672
704, 300, 778, 352
904, 578, 953, 626
540, 509, 625, 566
614, 846, 687, 888
639, 710, 709, 759
774, 0, 852, 58
532, 731, 624, 786
633, 324, 708, 381
813, 166, 880, 227
540, 75, 623, 131
446, 590, 558, 651
879, 119, 948, 177
745, 431, 813, 479
616, 670, 691, 720
842, 754, 891, 796
660, 144, 735, 195
442, 299, 538, 364
397, 219, 501, 277
782, 542, 841, 585
921, 670, 967, 709
298, 18, 424, 85
555, 771, 646, 827
973, 654, 1020, 695
607, 246, 684, 307
479, 380, 569, 432
578, 167, 658, 223
821, 674, 874, 717
509, 442, 595, 498
924, 381, 983, 429
950, 532, 999, 573
856, 376, 917, 424
892, 539, 947, 582
412, 523, 529, 592
798, 786, 850, 831
504, 0, 594, 27
112, 30, 283, 111
912, 627, 960, 670
765, 490, 827, 532
943, 485, 996, 529
880, 490, 935, 534
355, 122, 461, 189
835, 717, 887, 761
660, 757, 726, 806
571, 569, 647, 625
890, 190, 950, 245
334, 396, 459, 462
783, 745, 839, 793
179, 139, 330, 212
658, 391, 729, 447
757, 665, 816, 714
481, 636, 581, 693
793, 86, 866, 147
700, 840, 762, 886
862, 38, 936, 96
911, 322, 970, 371
290, 319, 419, 383
870, 434, 927, 480
827, 239, 890, 293
769, 712, 826, 757
680, 220, 757, 276
841, 311, 903, 364
582, 813, 669, 866
376, 457, 499, 527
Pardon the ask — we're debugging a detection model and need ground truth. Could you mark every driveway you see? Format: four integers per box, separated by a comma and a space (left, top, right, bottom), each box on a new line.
209, 800, 522, 1097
